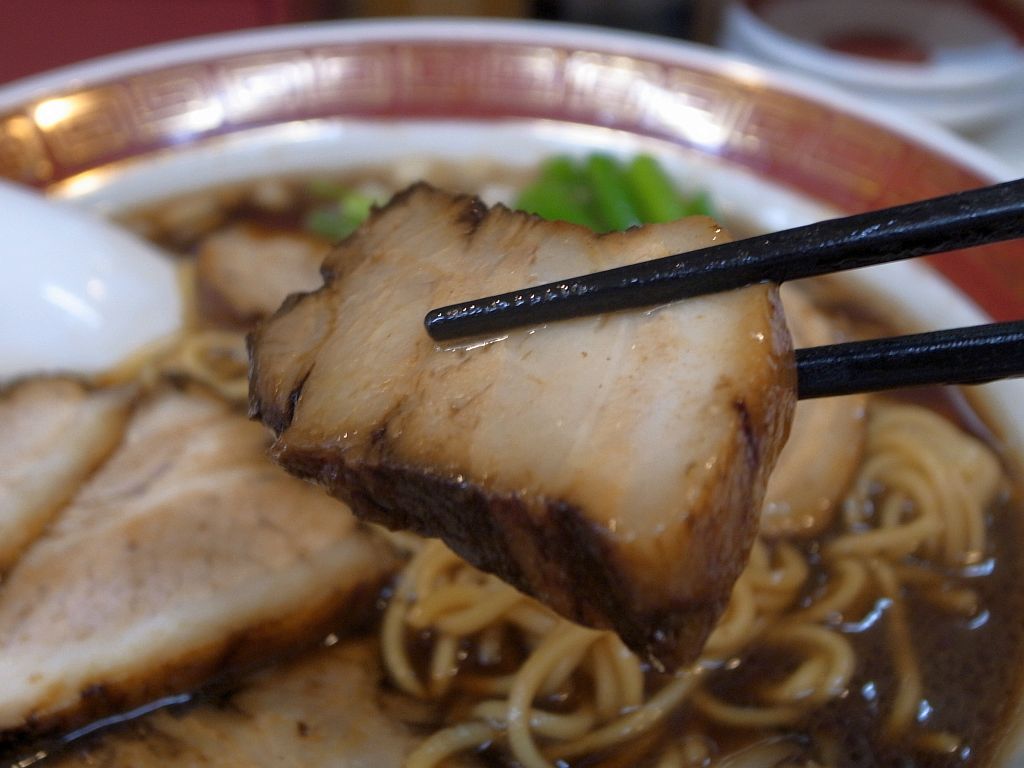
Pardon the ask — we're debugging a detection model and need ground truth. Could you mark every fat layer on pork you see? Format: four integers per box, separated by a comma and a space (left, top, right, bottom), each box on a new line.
0, 379, 133, 572
0, 386, 395, 743
196, 223, 327, 326
250, 184, 796, 668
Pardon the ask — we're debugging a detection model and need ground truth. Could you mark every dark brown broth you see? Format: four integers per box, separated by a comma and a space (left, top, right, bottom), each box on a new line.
696, 484, 1024, 768
12, 170, 1024, 768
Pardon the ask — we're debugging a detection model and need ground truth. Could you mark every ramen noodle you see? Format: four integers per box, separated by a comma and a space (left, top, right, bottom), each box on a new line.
7, 165, 1020, 768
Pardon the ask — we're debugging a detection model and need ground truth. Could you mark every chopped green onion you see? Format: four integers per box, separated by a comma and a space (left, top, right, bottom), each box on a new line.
516, 182, 599, 231
516, 153, 714, 232
623, 155, 688, 224
584, 154, 641, 232
682, 189, 714, 218
340, 192, 374, 223
515, 156, 599, 230
304, 190, 375, 241
305, 208, 355, 240
537, 156, 583, 186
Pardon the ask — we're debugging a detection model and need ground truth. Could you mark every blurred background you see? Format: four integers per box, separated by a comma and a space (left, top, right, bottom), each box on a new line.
0, 0, 726, 85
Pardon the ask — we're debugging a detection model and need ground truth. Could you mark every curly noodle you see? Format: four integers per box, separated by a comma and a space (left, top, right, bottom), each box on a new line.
379, 401, 1002, 767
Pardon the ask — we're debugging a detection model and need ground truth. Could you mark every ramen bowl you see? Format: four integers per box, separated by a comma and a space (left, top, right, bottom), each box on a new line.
0, 18, 1022, 767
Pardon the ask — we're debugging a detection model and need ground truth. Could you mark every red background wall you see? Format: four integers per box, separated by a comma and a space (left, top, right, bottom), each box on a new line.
0, 0, 324, 84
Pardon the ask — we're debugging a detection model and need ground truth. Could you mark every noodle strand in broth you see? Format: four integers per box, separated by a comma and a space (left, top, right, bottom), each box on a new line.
55, 169, 1013, 768
381, 399, 1003, 767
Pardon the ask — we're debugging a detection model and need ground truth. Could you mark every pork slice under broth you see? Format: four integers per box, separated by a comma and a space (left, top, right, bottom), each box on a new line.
0, 386, 396, 747
196, 223, 328, 326
250, 184, 797, 669
46, 639, 478, 768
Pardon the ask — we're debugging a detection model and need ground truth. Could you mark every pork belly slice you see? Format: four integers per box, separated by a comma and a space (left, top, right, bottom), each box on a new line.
761, 286, 867, 538
0, 378, 133, 572
249, 184, 796, 669
196, 222, 327, 326
0, 386, 396, 741
46, 640, 478, 768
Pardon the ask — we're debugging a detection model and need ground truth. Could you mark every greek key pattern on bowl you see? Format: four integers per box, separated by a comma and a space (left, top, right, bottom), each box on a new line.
0, 39, 1017, 318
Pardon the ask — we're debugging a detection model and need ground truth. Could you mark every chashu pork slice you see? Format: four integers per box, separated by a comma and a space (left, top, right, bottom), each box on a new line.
47, 639, 477, 768
0, 385, 396, 743
196, 223, 328, 326
0, 378, 133, 572
249, 184, 796, 669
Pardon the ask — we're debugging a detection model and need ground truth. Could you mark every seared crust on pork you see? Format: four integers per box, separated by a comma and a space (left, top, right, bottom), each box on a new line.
250, 184, 796, 668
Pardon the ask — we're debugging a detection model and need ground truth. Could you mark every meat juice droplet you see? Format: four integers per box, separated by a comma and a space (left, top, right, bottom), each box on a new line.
439, 334, 509, 354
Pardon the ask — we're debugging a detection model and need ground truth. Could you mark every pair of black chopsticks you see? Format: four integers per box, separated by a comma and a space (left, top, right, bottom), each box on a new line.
424, 178, 1024, 400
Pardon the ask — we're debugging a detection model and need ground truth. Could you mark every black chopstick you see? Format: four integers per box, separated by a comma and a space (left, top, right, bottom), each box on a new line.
796, 321, 1024, 399
424, 178, 1024, 341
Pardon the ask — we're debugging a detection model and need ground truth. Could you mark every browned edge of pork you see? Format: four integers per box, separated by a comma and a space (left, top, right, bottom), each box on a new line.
248, 183, 795, 669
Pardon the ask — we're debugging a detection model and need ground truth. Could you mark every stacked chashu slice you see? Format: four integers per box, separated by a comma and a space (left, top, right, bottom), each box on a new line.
0, 380, 395, 745
0, 182, 797, 762
46, 640, 478, 768
250, 184, 797, 669
0, 380, 133, 572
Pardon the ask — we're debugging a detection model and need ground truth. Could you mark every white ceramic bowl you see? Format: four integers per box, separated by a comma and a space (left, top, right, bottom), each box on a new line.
719, 0, 1024, 131
0, 18, 1022, 765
